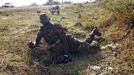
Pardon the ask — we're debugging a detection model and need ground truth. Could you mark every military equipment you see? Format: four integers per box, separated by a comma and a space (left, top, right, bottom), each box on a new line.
49, 5, 60, 15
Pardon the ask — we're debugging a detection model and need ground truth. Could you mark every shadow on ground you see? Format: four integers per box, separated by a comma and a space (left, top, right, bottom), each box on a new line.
27, 39, 103, 75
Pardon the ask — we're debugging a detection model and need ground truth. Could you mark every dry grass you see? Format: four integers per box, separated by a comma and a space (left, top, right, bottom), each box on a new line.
0, 2, 133, 75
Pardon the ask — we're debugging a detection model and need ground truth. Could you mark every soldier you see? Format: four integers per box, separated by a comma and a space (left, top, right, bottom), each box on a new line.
28, 13, 70, 64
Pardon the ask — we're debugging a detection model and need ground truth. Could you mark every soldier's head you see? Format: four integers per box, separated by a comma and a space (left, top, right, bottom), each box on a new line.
39, 14, 50, 25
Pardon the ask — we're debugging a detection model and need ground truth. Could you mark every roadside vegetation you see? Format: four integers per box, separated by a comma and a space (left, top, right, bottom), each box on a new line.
0, 0, 133, 75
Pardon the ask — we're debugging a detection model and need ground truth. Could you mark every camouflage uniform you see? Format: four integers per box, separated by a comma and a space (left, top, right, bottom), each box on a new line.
35, 14, 69, 55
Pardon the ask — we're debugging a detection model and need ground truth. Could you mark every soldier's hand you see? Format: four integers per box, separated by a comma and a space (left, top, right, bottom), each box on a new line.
27, 41, 36, 49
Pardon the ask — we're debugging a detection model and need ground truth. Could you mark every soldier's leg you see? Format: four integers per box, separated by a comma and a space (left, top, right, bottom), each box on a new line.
66, 37, 81, 53
45, 49, 56, 66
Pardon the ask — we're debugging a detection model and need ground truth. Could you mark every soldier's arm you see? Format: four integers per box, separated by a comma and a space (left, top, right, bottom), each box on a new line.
35, 26, 44, 46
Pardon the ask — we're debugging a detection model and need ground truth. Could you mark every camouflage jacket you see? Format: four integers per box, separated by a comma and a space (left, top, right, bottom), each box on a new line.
35, 22, 69, 53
